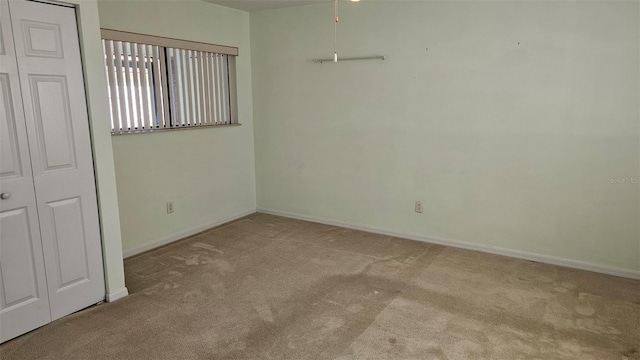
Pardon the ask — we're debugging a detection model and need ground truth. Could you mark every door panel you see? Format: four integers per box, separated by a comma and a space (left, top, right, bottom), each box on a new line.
20, 20, 63, 58
0, 0, 51, 343
46, 197, 90, 291
8, 0, 105, 321
29, 75, 77, 172
0, 74, 22, 179
0, 206, 51, 341
0, 207, 40, 307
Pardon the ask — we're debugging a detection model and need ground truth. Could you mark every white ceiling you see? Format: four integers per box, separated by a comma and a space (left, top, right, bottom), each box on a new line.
204, 0, 329, 12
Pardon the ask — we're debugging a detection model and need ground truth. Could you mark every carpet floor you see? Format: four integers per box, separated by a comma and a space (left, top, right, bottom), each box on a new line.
1, 213, 639, 359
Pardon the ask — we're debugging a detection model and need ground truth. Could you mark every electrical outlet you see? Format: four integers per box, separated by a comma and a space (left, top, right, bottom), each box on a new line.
167, 201, 174, 214
415, 200, 423, 213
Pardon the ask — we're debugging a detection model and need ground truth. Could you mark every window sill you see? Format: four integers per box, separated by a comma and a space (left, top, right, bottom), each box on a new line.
111, 123, 241, 136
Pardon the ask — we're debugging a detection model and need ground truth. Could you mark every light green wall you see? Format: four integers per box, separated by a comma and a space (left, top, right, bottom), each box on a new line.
251, 1, 640, 273
98, 0, 256, 255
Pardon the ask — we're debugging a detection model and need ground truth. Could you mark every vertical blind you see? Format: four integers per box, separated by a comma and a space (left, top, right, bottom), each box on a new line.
103, 40, 169, 131
167, 49, 232, 127
101, 30, 238, 134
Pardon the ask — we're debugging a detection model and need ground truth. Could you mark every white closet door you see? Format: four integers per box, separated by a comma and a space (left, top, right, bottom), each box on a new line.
8, 0, 105, 320
0, 0, 52, 343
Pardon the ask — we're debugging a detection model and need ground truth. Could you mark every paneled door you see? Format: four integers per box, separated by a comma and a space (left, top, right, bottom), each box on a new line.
0, 0, 105, 343
0, 0, 52, 342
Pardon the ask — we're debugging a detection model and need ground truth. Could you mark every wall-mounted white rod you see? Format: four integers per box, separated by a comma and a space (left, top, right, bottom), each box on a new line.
313, 55, 386, 64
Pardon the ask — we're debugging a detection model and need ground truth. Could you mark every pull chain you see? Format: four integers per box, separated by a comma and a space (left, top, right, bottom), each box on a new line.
334, 0, 338, 63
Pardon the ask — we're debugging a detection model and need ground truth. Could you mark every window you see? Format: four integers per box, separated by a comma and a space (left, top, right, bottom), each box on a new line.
101, 30, 238, 134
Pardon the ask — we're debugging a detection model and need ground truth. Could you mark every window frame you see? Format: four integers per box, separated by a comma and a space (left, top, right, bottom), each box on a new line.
101, 29, 239, 135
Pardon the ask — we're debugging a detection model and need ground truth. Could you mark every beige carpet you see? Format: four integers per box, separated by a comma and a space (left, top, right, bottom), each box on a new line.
1, 213, 639, 359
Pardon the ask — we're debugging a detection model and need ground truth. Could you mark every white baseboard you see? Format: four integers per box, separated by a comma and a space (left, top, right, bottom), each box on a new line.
257, 208, 640, 280
123, 208, 257, 258
106, 287, 129, 302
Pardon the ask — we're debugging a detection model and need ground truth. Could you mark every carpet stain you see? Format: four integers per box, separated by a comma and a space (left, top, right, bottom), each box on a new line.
574, 305, 596, 316
191, 242, 224, 254
185, 255, 200, 266
255, 303, 275, 323
220, 271, 412, 360
622, 347, 638, 359
210, 258, 234, 274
